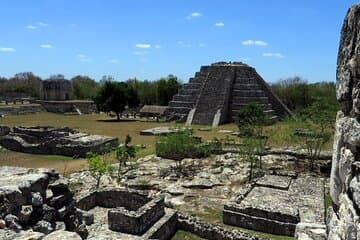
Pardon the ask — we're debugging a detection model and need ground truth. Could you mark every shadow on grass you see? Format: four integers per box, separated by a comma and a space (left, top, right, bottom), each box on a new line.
96, 118, 138, 123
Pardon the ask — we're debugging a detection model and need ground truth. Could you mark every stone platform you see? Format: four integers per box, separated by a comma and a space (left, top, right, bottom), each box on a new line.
0, 126, 118, 157
223, 174, 325, 236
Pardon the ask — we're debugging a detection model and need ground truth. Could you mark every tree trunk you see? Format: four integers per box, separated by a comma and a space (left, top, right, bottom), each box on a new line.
116, 112, 120, 121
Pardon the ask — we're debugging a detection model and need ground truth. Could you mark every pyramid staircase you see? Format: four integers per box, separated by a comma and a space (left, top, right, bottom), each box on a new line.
166, 62, 292, 125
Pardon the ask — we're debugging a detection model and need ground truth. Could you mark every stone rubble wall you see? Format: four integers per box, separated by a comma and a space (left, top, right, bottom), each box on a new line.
327, 3, 360, 240
0, 126, 118, 158
177, 212, 264, 240
0, 104, 44, 115
38, 100, 97, 114
0, 167, 87, 239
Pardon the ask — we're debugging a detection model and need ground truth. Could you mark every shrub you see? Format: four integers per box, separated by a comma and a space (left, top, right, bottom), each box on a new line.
296, 99, 335, 171
87, 152, 114, 189
236, 103, 271, 168
156, 129, 218, 172
114, 135, 138, 180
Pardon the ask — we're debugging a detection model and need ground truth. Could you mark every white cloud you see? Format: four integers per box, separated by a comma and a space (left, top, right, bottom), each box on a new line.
199, 43, 205, 47
0, 47, 15, 52
76, 54, 91, 62
186, 12, 202, 20
26, 25, 37, 30
135, 43, 151, 49
263, 52, 284, 58
242, 40, 268, 46
109, 59, 119, 64
133, 51, 147, 56
37, 22, 48, 27
177, 41, 191, 47
154, 45, 161, 49
26, 22, 49, 30
214, 22, 225, 27
40, 44, 53, 49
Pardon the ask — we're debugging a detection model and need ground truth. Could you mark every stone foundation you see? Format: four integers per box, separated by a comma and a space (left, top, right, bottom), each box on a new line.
35, 100, 97, 114
0, 104, 44, 115
224, 173, 325, 236
76, 188, 164, 235
0, 126, 118, 157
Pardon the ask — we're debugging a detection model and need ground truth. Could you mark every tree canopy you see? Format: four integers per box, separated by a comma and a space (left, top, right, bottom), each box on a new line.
94, 80, 139, 120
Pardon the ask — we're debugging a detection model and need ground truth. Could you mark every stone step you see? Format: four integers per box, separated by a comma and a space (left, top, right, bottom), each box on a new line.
173, 94, 195, 102
168, 101, 194, 108
232, 89, 266, 97
183, 83, 202, 90
166, 106, 192, 114
178, 88, 200, 95
189, 77, 203, 84
231, 103, 273, 111
234, 77, 257, 85
231, 96, 269, 104
232, 83, 261, 90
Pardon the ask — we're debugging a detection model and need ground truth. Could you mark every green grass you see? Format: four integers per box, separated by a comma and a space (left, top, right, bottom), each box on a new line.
0, 112, 333, 174
325, 193, 332, 212
172, 230, 203, 240
35, 154, 73, 161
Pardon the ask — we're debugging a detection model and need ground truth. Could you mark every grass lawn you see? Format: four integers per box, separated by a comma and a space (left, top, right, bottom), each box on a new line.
0, 112, 333, 174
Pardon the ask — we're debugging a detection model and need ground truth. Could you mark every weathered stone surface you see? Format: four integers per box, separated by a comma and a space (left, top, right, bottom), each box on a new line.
140, 126, 186, 136
255, 175, 292, 190
33, 220, 54, 234
294, 223, 326, 240
328, 3, 360, 240
0, 229, 44, 240
224, 174, 324, 236
0, 126, 118, 157
0, 126, 10, 136
42, 230, 82, 240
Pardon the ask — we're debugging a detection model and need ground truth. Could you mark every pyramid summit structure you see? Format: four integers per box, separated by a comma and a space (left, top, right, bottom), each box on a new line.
166, 62, 292, 126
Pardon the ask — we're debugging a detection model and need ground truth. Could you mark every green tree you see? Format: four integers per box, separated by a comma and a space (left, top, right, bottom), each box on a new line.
236, 103, 270, 169
157, 75, 181, 106
297, 99, 335, 171
239, 137, 257, 181
114, 135, 137, 180
71, 75, 99, 100
94, 80, 139, 120
87, 152, 114, 189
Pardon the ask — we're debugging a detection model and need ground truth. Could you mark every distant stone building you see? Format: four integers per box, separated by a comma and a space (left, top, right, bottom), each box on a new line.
166, 61, 292, 126
41, 78, 72, 101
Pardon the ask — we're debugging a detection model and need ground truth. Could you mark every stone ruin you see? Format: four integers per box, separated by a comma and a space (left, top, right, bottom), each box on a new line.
41, 79, 72, 101
224, 173, 325, 237
0, 167, 88, 239
0, 165, 269, 240
326, 3, 360, 239
0, 126, 118, 158
166, 62, 292, 126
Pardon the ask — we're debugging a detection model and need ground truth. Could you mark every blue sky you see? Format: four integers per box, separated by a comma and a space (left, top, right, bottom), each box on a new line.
0, 0, 357, 83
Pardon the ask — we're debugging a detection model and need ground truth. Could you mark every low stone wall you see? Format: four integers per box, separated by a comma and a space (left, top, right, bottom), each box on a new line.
77, 188, 164, 236
146, 209, 178, 240
223, 207, 297, 236
0, 104, 44, 115
177, 212, 263, 240
108, 197, 164, 235
0, 126, 118, 158
76, 188, 150, 211
37, 100, 97, 114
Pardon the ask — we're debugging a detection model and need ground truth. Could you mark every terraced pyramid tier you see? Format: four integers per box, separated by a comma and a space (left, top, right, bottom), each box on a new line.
166, 61, 292, 126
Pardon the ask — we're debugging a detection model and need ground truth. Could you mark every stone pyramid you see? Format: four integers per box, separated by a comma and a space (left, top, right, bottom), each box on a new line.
166, 62, 292, 126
